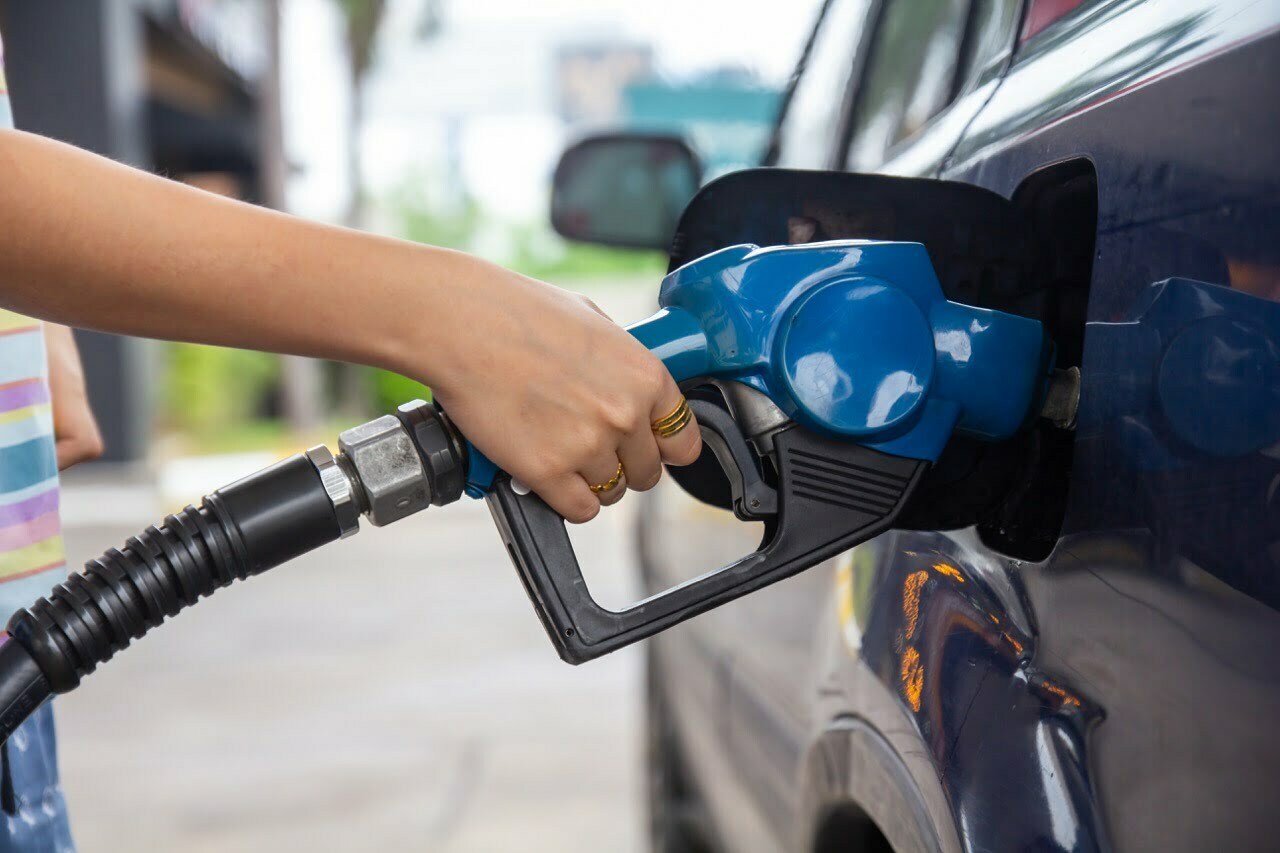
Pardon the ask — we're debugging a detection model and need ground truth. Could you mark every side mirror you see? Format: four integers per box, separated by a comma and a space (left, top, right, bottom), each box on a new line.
551, 133, 702, 251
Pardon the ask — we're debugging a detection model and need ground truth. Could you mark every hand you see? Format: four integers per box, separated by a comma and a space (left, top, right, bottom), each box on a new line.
414, 256, 701, 523
44, 324, 104, 470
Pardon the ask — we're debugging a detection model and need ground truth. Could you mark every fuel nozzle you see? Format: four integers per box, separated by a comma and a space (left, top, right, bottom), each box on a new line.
308, 399, 468, 538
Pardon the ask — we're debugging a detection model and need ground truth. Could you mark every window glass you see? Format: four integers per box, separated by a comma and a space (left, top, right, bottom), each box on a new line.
954, 0, 1021, 94
846, 0, 970, 170
775, 0, 874, 169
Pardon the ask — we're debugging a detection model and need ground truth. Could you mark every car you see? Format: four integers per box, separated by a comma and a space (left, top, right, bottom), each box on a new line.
549, 0, 1280, 850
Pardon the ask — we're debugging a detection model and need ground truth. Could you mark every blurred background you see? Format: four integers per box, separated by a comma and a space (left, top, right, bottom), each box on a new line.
0, 0, 820, 849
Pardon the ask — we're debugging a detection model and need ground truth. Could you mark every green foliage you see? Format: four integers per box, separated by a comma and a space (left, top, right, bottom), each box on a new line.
389, 184, 665, 281
161, 343, 280, 437
506, 224, 667, 282
336, 0, 388, 76
397, 192, 482, 251
371, 368, 432, 414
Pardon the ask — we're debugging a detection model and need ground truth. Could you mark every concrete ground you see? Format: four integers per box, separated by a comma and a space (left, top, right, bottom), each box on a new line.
57, 489, 646, 852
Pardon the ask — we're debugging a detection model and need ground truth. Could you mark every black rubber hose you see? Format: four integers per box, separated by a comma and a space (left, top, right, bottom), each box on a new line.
0, 453, 341, 742
0, 640, 49, 741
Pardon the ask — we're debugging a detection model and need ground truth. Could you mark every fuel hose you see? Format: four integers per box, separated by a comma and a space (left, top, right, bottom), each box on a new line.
0, 400, 466, 743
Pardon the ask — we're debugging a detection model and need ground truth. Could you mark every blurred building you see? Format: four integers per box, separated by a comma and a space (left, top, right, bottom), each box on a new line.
555, 44, 779, 176
554, 42, 654, 125
623, 69, 779, 175
0, 0, 279, 462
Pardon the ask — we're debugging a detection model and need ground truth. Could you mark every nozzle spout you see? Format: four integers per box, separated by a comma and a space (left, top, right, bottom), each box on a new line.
1040, 367, 1081, 430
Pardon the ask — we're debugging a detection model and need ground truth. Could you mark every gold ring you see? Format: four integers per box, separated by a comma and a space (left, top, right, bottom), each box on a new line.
589, 462, 625, 494
652, 397, 692, 438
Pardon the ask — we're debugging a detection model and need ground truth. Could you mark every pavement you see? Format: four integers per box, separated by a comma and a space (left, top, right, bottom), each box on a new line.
52, 281, 662, 852
57, 485, 646, 852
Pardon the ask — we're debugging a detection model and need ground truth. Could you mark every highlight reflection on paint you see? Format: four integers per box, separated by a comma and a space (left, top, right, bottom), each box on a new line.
903, 570, 928, 640
901, 646, 923, 712
932, 562, 964, 582
1042, 680, 1082, 708
867, 370, 924, 427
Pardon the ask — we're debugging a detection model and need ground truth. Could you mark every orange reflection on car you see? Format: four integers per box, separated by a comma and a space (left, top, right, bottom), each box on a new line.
902, 570, 928, 640
931, 561, 964, 582
900, 646, 923, 712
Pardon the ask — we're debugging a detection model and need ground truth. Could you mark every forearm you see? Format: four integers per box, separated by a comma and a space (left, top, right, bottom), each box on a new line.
0, 129, 463, 384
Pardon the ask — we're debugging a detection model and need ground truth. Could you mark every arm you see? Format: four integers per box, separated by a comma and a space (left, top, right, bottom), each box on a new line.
43, 323, 103, 470
0, 129, 700, 520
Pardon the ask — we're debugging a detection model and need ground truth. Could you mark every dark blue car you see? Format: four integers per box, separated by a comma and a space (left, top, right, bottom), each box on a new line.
552, 0, 1280, 849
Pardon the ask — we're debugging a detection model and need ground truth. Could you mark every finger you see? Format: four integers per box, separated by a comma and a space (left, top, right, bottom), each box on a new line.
596, 473, 627, 507
650, 387, 702, 467
581, 455, 627, 508
535, 474, 601, 524
617, 427, 663, 492
55, 439, 80, 471
56, 436, 102, 471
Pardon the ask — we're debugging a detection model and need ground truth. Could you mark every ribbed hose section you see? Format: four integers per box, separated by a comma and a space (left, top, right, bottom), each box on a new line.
8, 501, 246, 695
3, 453, 342, 715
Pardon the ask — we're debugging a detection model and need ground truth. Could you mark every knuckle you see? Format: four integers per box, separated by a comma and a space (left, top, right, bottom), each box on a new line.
568, 498, 600, 524
592, 393, 627, 429
606, 399, 642, 433
642, 364, 669, 399
576, 434, 611, 463
523, 458, 555, 484
567, 424, 605, 458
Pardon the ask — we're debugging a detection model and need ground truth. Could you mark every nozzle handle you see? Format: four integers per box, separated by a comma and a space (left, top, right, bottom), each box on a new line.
486, 398, 927, 664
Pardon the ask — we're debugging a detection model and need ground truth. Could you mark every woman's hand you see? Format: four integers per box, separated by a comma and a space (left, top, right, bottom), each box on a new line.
44, 324, 104, 470
410, 255, 701, 524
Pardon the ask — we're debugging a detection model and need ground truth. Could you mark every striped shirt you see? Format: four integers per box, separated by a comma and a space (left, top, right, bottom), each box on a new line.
0, 35, 67, 617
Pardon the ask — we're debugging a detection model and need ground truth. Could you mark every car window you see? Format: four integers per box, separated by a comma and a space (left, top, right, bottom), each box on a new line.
774, 0, 874, 169
954, 0, 1022, 94
845, 0, 971, 170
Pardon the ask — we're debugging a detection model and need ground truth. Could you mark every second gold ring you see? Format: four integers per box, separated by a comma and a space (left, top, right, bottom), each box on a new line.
589, 463, 625, 494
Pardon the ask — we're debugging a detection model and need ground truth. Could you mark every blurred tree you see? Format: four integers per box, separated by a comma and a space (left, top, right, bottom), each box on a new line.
263, 0, 324, 430
337, 0, 387, 228
338, 0, 445, 227
333, 0, 444, 414
332, 0, 386, 415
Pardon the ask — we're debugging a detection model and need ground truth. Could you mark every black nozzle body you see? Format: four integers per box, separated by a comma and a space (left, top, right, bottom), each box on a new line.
0, 453, 341, 741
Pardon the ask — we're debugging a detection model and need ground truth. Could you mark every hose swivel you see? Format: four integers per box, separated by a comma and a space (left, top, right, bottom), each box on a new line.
317, 399, 467, 533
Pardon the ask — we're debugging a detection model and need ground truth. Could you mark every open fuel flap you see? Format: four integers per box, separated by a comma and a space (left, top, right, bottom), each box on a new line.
662, 166, 1096, 560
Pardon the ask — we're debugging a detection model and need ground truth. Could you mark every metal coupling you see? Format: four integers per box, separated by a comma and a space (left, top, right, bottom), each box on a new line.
306, 401, 469, 531
338, 415, 432, 527
394, 399, 467, 506
305, 445, 361, 538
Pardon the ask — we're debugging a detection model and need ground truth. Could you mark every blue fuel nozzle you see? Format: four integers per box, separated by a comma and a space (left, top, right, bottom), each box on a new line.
466, 239, 1053, 498
632, 240, 1054, 461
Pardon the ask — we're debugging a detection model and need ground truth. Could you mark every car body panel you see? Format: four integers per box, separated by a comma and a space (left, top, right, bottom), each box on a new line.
644, 1, 1280, 850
